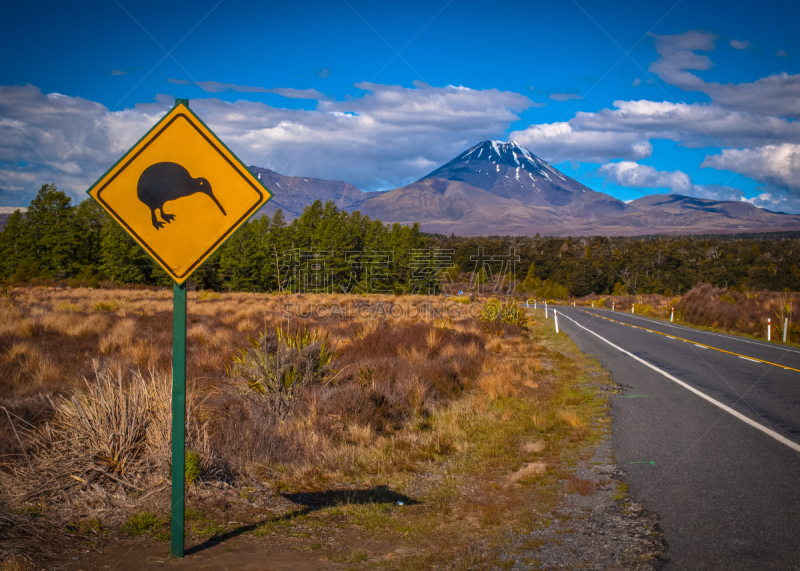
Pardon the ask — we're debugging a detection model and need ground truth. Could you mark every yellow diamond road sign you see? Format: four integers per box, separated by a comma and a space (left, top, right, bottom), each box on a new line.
88, 101, 272, 284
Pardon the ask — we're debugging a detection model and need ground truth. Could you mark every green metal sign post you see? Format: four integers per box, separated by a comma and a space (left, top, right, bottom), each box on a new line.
171, 281, 187, 557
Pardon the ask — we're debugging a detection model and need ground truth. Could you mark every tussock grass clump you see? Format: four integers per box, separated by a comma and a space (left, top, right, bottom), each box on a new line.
0, 558, 36, 571
0, 363, 212, 512
90, 300, 119, 312
99, 318, 135, 354
197, 290, 220, 301
479, 362, 520, 400
120, 511, 165, 536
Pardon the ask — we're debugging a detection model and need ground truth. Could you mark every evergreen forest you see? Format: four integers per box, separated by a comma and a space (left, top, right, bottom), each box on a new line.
1, 184, 799, 296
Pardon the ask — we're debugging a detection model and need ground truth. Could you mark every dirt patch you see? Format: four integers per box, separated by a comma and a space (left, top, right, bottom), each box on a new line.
507, 462, 547, 484
520, 440, 545, 454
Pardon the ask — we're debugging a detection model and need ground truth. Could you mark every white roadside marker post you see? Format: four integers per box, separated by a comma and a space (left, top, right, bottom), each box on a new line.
612, 303, 615, 311
784, 318, 789, 343
554, 310, 559, 333
768, 318, 771, 341
534, 300, 537, 310
632, 304, 635, 314
671, 308, 674, 322
545, 300, 548, 318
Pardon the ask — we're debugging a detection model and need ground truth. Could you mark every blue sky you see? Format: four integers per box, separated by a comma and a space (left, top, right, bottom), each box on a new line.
2, 0, 800, 212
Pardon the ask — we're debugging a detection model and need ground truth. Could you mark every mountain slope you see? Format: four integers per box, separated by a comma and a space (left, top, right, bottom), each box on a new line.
358, 178, 564, 235
247, 141, 800, 236
249, 167, 372, 219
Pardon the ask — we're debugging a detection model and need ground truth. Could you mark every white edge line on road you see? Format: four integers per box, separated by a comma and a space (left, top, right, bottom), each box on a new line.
739, 356, 759, 363
558, 311, 800, 454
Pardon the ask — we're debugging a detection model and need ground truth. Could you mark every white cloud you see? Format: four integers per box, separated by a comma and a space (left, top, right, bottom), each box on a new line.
701, 144, 800, 191
0, 82, 533, 204
509, 121, 652, 163
730, 39, 751, 50
777, 50, 789, 58
508, 98, 800, 164
599, 161, 743, 201
649, 30, 800, 117
741, 191, 800, 213
549, 93, 582, 101
573, 99, 800, 148
648, 30, 717, 92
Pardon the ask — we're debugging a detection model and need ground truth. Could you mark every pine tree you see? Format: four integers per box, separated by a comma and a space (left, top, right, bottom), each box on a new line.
23, 184, 75, 278
0, 209, 26, 280
523, 261, 537, 292
72, 198, 108, 279
218, 221, 261, 291
100, 217, 155, 284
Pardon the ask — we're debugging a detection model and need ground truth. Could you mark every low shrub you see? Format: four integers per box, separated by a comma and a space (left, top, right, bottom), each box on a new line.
677, 283, 800, 339
479, 299, 530, 330
228, 325, 337, 418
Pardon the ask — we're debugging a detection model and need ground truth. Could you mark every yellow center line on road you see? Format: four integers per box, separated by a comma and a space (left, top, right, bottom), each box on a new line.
574, 309, 800, 373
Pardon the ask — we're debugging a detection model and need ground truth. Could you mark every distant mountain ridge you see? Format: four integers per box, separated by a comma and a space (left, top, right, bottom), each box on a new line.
248, 166, 373, 220
248, 141, 800, 236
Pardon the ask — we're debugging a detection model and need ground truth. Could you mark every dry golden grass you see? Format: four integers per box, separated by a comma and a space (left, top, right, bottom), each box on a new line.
69, 314, 110, 337
236, 318, 257, 332
129, 341, 160, 370
0, 364, 211, 511
5, 341, 38, 364
478, 362, 519, 400
188, 323, 212, 345
1, 284, 613, 571
567, 476, 598, 496
558, 409, 584, 428
426, 327, 441, 349
345, 422, 374, 447
31, 355, 61, 385
485, 338, 505, 354
99, 318, 135, 354
0, 558, 36, 571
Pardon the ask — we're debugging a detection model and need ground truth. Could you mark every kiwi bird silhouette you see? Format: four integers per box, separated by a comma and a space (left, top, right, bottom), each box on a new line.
137, 162, 226, 229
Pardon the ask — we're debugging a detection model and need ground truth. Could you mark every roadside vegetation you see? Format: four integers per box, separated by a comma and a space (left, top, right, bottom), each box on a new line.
0, 286, 640, 568
572, 283, 799, 343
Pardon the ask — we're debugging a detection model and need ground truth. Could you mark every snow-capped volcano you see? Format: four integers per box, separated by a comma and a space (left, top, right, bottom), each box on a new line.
420, 140, 592, 207
427, 140, 566, 184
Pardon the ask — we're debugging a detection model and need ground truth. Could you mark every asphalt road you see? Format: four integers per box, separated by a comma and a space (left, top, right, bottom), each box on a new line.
548, 306, 800, 570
